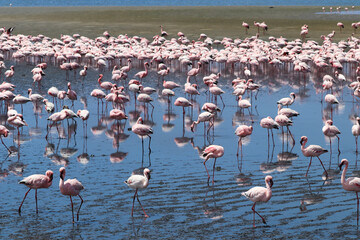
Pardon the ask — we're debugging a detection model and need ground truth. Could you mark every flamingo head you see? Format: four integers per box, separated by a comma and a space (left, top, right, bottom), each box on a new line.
326, 119, 333, 125
290, 92, 296, 99
356, 117, 360, 124
77, 110, 81, 117
59, 167, 66, 180
144, 168, 151, 180
145, 62, 150, 67
46, 170, 54, 182
67, 82, 71, 88
3, 129, 9, 137
137, 117, 143, 124
265, 176, 273, 188
339, 159, 348, 170
27, 88, 32, 94
300, 136, 308, 145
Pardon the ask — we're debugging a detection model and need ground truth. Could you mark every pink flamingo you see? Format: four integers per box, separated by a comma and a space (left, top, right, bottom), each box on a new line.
235, 125, 253, 156
202, 102, 221, 113
125, 168, 151, 217
275, 113, 295, 143
191, 111, 214, 134
59, 167, 84, 223
46, 110, 70, 139
242, 22, 249, 34
77, 109, 90, 138
260, 116, 279, 145
352, 117, 360, 153
120, 59, 132, 73
4, 65, 14, 80
174, 97, 192, 115
67, 82, 77, 107
134, 62, 150, 82
339, 159, 360, 223
337, 22, 344, 32
79, 66, 88, 80
300, 136, 328, 177
109, 109, 127, 121
187, 62, 202, 81
0, 125, 10, 153
322, 119, 341, 153
97, 74, 113, 91
18, 170, 54, 214
132, 117, 153, 154
48, 86, 59, 104
202, 145, 224, 184
277, 92, 296, 107
163, 80, 180, 90
242, 175, 273, 227
7, 113, 27, 137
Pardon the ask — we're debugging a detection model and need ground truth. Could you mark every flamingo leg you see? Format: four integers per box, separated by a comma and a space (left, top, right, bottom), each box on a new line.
317, 156, 328, 177
337, 135, 341, 153
203, 159, 210, 183
0, 136, 11, 153
18, 188, 31, 213
35, 189, 38, 214
356, 136, 358, 153
131, 189, 138, 217
357, 192, 359, 224
76, 195, 84, 221
212, 158, 217, 184
305, 157, 313, 177
70, 196, 75, 223
148, 135, 152, 154
136, 194, 149, 218
251, 202, 266, 227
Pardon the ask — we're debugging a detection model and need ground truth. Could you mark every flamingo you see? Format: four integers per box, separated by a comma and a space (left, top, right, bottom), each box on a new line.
134, 62, 150, 82
109, 109, 127, 121
4, 65, 14, 80
202, 102, 221, 113
260, 116, 279, 145
18, 170, 54, 214
337, 22, 344, 32
324, 94, 339, 104
0, 125, 10, 153
79, 66, 88, 79
235, 125, 253, 156
67, 82, 77, 107
277, 92, 296, 107
190, 111, 214, 134
97, 74, 113, 91
352, 117, 360, 153
322, 119, 341, 153
132, 117, 153, 154
202, 145, 224, 184
174, 97, 192, 115
46, 110, 70, 139
242, 176, 273, 227
59, 167, 84, 223
125, 168, 151, 217
77, 109, 90, 138
339, 159, 360, 223
120, 59, 132, 73
187, 62, 202, 80
300, 136, 328, 177
242, 22, 249, 34
43, 99, 55, 113
7, 113, 27, 137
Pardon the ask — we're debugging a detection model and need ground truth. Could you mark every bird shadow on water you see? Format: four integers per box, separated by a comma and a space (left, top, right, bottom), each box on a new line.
202, 186, 223, 221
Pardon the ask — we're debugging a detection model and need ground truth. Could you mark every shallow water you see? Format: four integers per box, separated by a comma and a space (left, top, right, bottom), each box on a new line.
1, 57, 360, 239
2, 0, 360, 7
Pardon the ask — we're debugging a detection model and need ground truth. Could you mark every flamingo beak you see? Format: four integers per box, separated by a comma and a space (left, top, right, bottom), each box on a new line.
339, 162, 344, 170
300, 139, 303, 145
269, 179, 274, 188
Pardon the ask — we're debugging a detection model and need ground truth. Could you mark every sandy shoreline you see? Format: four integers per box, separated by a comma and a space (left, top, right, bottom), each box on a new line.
0, 6, 357, 41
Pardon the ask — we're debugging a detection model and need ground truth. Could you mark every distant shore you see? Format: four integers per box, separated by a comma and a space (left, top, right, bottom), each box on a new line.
0, 6, 358, 41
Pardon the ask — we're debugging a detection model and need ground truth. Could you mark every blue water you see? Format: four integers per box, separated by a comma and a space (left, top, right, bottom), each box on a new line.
1, 0, 359, 7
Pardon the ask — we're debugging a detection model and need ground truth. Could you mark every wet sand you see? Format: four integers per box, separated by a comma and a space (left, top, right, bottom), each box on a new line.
0, 6, 358, 41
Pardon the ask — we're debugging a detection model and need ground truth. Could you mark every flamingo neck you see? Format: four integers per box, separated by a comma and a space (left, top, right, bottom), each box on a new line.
341, 162, 348, 185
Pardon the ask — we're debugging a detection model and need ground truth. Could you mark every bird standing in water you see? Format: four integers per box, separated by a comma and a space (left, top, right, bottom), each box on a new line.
125, 168, 151, 217
242, 175, 273, 227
